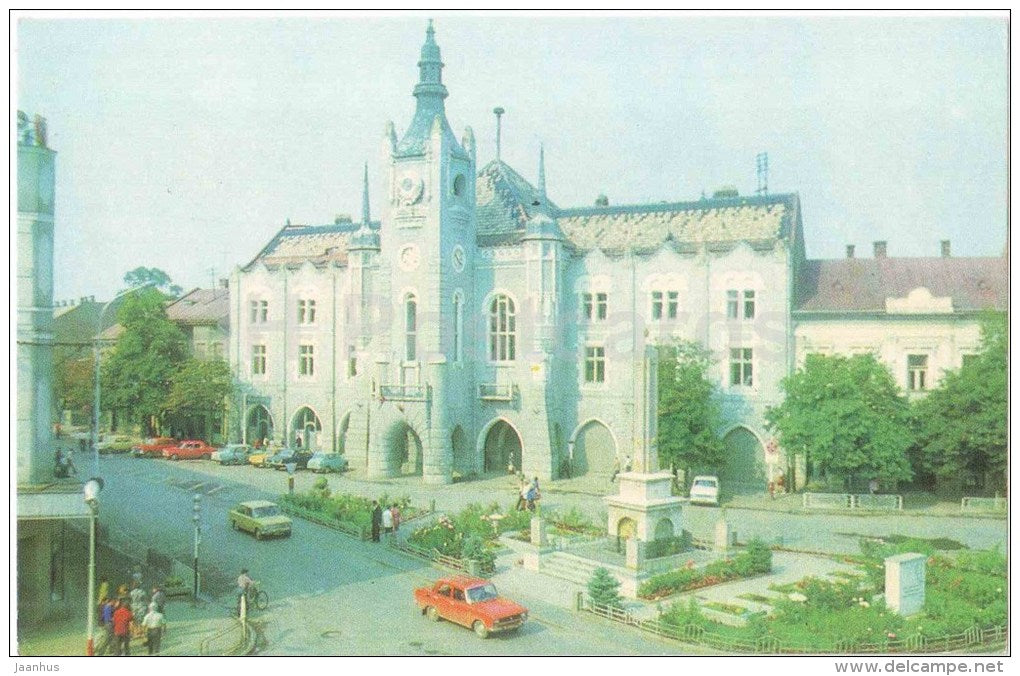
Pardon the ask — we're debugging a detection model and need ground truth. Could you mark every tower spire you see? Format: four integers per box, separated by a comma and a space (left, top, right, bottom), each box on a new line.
493, 107, 505, 163
538, 143, 546, 198
361, 162, 370, 226
413, 19, 447, 108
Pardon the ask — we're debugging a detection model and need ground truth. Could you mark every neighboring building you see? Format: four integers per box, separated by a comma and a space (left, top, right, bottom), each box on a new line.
16, 111, 92, 631
52, 295, 123, 428
166, 285, 230, 361
229, 23, 1005, 489
794, 241, 1007, 397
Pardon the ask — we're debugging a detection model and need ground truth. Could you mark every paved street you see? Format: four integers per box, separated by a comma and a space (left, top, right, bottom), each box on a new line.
90, 451, 699, 655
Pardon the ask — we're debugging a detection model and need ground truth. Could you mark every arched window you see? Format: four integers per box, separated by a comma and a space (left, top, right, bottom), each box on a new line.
404, 294, 417, 361
488, 295, 516, 362
453, 291, 464, 363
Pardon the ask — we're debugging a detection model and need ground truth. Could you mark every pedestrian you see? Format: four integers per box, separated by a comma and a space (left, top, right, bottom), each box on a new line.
236, 568, 254, 615
507, 450, 516, 475
79, 437, 87, 453
141, 603, 166, 655
526, 478, 539, 512
117, 582, 130, 598
515, 479, 529, 511
382, 504, 393, 536
869, 478, 879, 495
370, 500, 382, 542
97, 578, 110, 607
610, 456, 621, 483
151, 586, 166, 614
95, 597, 117, 656
390, 503, 401, 534
624, 455, 632, 472
130, 583, 147, 638
112, 597, 133, 656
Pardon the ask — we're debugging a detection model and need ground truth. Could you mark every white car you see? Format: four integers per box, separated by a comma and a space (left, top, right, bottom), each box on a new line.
689, 475, 720, 505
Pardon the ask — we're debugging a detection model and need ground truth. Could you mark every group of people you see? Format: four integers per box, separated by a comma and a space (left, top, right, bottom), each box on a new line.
370, 500, 402, 542
53, 448, 77, 478
514, 476, 541, 511
94, 573, 167, 656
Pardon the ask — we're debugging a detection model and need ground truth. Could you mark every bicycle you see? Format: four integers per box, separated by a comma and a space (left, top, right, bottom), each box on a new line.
245, 583, 268, 611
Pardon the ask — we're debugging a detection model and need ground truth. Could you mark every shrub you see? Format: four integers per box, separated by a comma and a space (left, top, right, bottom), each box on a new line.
462, 534, 496, 572
588, 567, 623, 608
660, 598, 708, 630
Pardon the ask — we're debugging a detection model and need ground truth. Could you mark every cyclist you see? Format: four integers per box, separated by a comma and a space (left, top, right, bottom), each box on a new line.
237, 568, 254, 615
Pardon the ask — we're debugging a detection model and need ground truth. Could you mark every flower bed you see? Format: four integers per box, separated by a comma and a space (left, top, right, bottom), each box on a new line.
279, 489, 416, 539
638, 539, 772, 600
407, 502, 534, 573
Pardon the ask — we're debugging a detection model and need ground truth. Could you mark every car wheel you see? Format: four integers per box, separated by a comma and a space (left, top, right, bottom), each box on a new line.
230, 520, 238, 530
473, 621, 489, 639
171, 454, 179, 461
254, 529, 262, 540
426, 606, 439, 622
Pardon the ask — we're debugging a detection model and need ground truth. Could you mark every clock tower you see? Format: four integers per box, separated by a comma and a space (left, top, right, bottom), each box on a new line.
373, 21, 477, 484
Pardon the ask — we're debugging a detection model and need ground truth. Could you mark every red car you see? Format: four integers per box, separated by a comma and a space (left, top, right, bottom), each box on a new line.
131, 437, 179, 458
162, 440, 215, 461
414, 576, 528, 638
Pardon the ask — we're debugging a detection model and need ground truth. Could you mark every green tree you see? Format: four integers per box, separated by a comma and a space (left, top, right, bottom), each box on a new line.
54, 356, 93, 419
587, 567, 623, 609
657, 340, 726, 481
123, 266, 183, 298
102, 288, 187, 435
766, 353, 914, 487
913, 312, 1007, 491
163, 358, 232, 439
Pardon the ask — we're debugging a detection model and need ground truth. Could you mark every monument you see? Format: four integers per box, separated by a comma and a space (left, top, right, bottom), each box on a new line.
885, 552, 926, 616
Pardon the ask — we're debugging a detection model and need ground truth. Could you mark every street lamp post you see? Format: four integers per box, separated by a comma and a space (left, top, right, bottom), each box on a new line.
83, 477, 104, 656
192, 494, 202, 603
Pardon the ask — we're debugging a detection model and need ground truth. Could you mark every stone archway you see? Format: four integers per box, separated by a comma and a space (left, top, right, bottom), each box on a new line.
451, 425, 471, 475
482, 419, 523, 474
381, 420, 423, 477
246, 405, 273, 445
722, 426, 767, 493
571, 419, 617, 478
291, 406, 322, 451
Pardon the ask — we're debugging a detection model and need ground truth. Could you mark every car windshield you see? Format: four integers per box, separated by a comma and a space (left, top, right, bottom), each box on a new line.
694, 479, 717, 488
251, 505, 280, 518
465, 584, 499, 603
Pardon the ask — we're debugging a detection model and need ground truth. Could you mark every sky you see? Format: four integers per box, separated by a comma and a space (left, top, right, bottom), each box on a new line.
14, 12, 1008, 303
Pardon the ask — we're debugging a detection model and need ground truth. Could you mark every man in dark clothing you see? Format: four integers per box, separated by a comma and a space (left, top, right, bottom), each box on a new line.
371, 500, 382, 542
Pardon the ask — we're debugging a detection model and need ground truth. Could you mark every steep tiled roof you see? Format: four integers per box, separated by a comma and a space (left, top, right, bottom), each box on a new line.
557, 193, 797, 254
165, 288, 230, 327
795, 257, 1007, 313
246, 221, 378, 269
476, 160, 556, 238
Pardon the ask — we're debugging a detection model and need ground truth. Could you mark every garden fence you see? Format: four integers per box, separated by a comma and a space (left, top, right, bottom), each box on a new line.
960, 497, 1006, 513
802, 493, 902, 511
582, 599, 1005, 654
278, 502, 368, 539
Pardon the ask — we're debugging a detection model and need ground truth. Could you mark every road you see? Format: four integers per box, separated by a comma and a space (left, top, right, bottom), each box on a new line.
92, 452, 697, 655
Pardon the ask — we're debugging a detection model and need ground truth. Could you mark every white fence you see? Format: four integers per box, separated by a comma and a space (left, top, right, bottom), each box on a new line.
802, 493, 902, 511
960, 496, 1006, 513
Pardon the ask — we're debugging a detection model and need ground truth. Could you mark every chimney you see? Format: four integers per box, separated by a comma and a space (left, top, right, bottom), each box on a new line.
873, 241, 887, 259
846, 244, 855, 259
941, 240, 951, 258
219, 278, 229, 289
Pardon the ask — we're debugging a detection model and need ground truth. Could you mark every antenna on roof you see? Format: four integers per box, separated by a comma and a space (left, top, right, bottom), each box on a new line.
493, 107, 505, 163
755, 152, 769, 196
207, 267, 216, 289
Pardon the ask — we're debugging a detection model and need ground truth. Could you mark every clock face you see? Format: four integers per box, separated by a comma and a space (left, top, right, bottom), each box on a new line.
399, 244, 421, 271
397, 172, 424, 205
452, 245, 465, 272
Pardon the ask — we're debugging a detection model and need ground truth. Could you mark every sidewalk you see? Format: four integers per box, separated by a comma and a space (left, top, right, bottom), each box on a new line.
17, 596, 239, 657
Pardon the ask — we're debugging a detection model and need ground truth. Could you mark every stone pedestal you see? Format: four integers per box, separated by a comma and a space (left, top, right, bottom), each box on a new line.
625, 538, 644, 570
714, 518, 731, 552
530, 517, 547, 547
885, 553, 926, 616
605, 472, 685, 557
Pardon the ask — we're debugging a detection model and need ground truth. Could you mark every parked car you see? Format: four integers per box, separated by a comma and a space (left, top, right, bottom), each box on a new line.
131, 437, 179, 458
689, 475, 720, 506
228, 500, 292, 540
162, 440, 215, 461
306, 453, 349, 474
212, 443, 253, 465
414, 576, 528, 638
266, 448, 313, 470
248, 450, 271, 468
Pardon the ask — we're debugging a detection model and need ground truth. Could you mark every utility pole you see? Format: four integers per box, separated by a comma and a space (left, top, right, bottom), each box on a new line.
192, 493, 202, 603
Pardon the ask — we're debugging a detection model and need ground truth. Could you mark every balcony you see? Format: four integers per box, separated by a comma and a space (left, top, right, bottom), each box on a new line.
478, 383, 516, 401
379, 384, 428, 402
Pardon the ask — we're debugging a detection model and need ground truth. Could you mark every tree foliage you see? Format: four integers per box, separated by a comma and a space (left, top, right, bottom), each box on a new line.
55, 357, 93, 416
587, 567, 623, 608
101, 288, 187, 434
657, 340, 726, 478
912, 312, 1007, 489
123, 266, 183, 298
163, 357, 232, 436
766, 353, 913, 485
